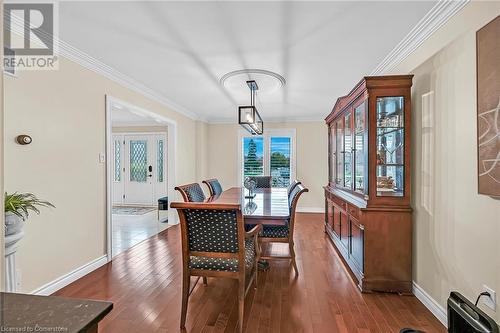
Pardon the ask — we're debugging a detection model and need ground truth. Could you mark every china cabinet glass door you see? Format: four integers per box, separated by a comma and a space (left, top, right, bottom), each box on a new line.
335, 119, 344, 186
344, 113, 353, 189
376, 96, 405, 196
354, 101, 367, 194
329, 124, 336, 184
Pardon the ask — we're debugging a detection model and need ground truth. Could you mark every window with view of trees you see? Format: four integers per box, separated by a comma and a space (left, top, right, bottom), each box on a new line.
243, 137, 264, 178
270, 137, 291, 187
241, 131, 294, 188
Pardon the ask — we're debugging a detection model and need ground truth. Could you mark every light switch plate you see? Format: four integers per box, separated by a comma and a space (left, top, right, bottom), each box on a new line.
482, 285, 496, 311
99, 153, 105, 163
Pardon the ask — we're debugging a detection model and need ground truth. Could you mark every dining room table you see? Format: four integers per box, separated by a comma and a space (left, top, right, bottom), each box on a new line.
205, 187, 290, 226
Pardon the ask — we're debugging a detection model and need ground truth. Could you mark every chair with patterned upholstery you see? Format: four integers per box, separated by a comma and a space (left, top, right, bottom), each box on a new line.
202, 178, 223, 196
287, 179, 301, 198
249, 175, 272, 188
170, 200, 261, 333
259, 184, 308, 276
175, 183, 206, 202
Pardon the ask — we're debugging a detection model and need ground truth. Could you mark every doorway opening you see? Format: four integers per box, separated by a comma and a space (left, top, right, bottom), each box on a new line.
106, 96, 177, 258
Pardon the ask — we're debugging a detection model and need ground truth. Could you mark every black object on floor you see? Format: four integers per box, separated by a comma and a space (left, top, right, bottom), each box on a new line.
400, 329, 424, 333
448, 291, 499, 333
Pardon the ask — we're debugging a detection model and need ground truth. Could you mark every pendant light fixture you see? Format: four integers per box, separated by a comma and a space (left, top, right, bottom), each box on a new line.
238, 80, 263, 135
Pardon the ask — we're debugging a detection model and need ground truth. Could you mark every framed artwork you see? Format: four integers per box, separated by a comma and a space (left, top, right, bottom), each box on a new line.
477, 15, 500, 197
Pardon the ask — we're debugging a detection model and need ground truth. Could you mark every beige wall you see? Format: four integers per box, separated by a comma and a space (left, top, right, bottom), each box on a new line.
207, 122, 327, 210
4, 57, 199, 292
195, 121, 208, 181
394, 2, 500, 322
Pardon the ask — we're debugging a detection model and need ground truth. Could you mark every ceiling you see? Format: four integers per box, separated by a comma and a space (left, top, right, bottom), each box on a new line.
59, 1, 437, 122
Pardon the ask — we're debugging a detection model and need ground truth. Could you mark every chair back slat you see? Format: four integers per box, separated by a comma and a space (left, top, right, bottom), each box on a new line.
175, 183, 206, 202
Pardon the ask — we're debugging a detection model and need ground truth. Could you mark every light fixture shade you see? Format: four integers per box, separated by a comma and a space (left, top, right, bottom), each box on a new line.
239, 106, 263, 135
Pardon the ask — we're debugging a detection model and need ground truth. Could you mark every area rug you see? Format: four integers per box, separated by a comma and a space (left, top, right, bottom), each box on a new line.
112, 206, 157, 215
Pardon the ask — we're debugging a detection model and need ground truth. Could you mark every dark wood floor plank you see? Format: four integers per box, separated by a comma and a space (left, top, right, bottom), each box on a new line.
53, 213, 445, 333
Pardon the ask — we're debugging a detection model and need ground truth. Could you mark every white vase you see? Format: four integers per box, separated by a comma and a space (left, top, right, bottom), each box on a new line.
4, 212, 25, 292
5, 212, 24, 236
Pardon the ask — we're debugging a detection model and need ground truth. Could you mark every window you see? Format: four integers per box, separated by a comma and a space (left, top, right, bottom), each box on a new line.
270, 137, 291, 187
113, 139, 121, 182
157, 139, 164, 183
240, 130, 295, 188
129, 140, 148, 182
243, 137, 264, 178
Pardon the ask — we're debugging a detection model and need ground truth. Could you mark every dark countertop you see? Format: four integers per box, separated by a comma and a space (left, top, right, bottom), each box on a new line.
0, 292, 113, 332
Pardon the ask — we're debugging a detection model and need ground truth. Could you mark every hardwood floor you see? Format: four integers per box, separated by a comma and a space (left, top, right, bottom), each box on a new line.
54, 213, 445, 333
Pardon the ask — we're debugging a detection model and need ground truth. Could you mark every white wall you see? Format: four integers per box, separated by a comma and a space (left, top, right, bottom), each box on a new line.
207, 122, 327, 211
393, 1, 500, 323
4, 56, 199, 292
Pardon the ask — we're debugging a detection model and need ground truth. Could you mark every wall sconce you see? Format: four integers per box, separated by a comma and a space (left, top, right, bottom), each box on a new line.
16, 135, 32, 145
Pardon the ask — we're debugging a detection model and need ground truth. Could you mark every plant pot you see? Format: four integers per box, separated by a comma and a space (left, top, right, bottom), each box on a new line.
5, 212, 24, 236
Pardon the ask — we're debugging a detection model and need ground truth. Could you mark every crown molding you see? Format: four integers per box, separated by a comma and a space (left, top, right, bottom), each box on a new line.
6, 15, 200, 121
371, 0, 470, 75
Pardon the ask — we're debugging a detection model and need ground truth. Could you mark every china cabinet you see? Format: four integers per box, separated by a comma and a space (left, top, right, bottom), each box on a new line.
324, 75, 413, 293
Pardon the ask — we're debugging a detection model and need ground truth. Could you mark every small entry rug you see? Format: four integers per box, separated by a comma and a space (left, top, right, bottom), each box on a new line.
112, 206, 157, 215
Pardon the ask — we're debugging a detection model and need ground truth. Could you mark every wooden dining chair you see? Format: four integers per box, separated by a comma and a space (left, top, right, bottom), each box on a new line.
202, 178, 223, 196
258, 184, 308, 276
171, 201, 261, 333
249, 176, 272, 188
174, 183, 206, 202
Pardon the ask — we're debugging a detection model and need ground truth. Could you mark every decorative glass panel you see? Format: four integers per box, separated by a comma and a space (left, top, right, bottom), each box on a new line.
243, 137, 264, 180
130, 140, 148, 182
335, 119, 344, 186
376, 96, 404, 196
114, 140, 121, 182
157, 139, 164, 183
270, 137, 291, 187
344, 113, 352, 189
354, 102, 366, 194
329, 124, 336, 183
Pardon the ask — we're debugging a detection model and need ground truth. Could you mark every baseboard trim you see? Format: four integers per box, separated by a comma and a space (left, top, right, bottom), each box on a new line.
412, 281, 447, 327
31, 255, 108, 296
297, 207, 324, 213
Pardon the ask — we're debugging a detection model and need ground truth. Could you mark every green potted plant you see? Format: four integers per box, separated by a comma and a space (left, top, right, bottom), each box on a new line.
5, 192, 55, 236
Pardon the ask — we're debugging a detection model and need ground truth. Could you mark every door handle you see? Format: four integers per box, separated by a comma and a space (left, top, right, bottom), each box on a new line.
148, 165, 153, 172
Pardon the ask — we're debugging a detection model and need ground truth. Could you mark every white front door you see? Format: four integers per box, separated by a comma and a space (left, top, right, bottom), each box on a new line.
124, 135, 155, 205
